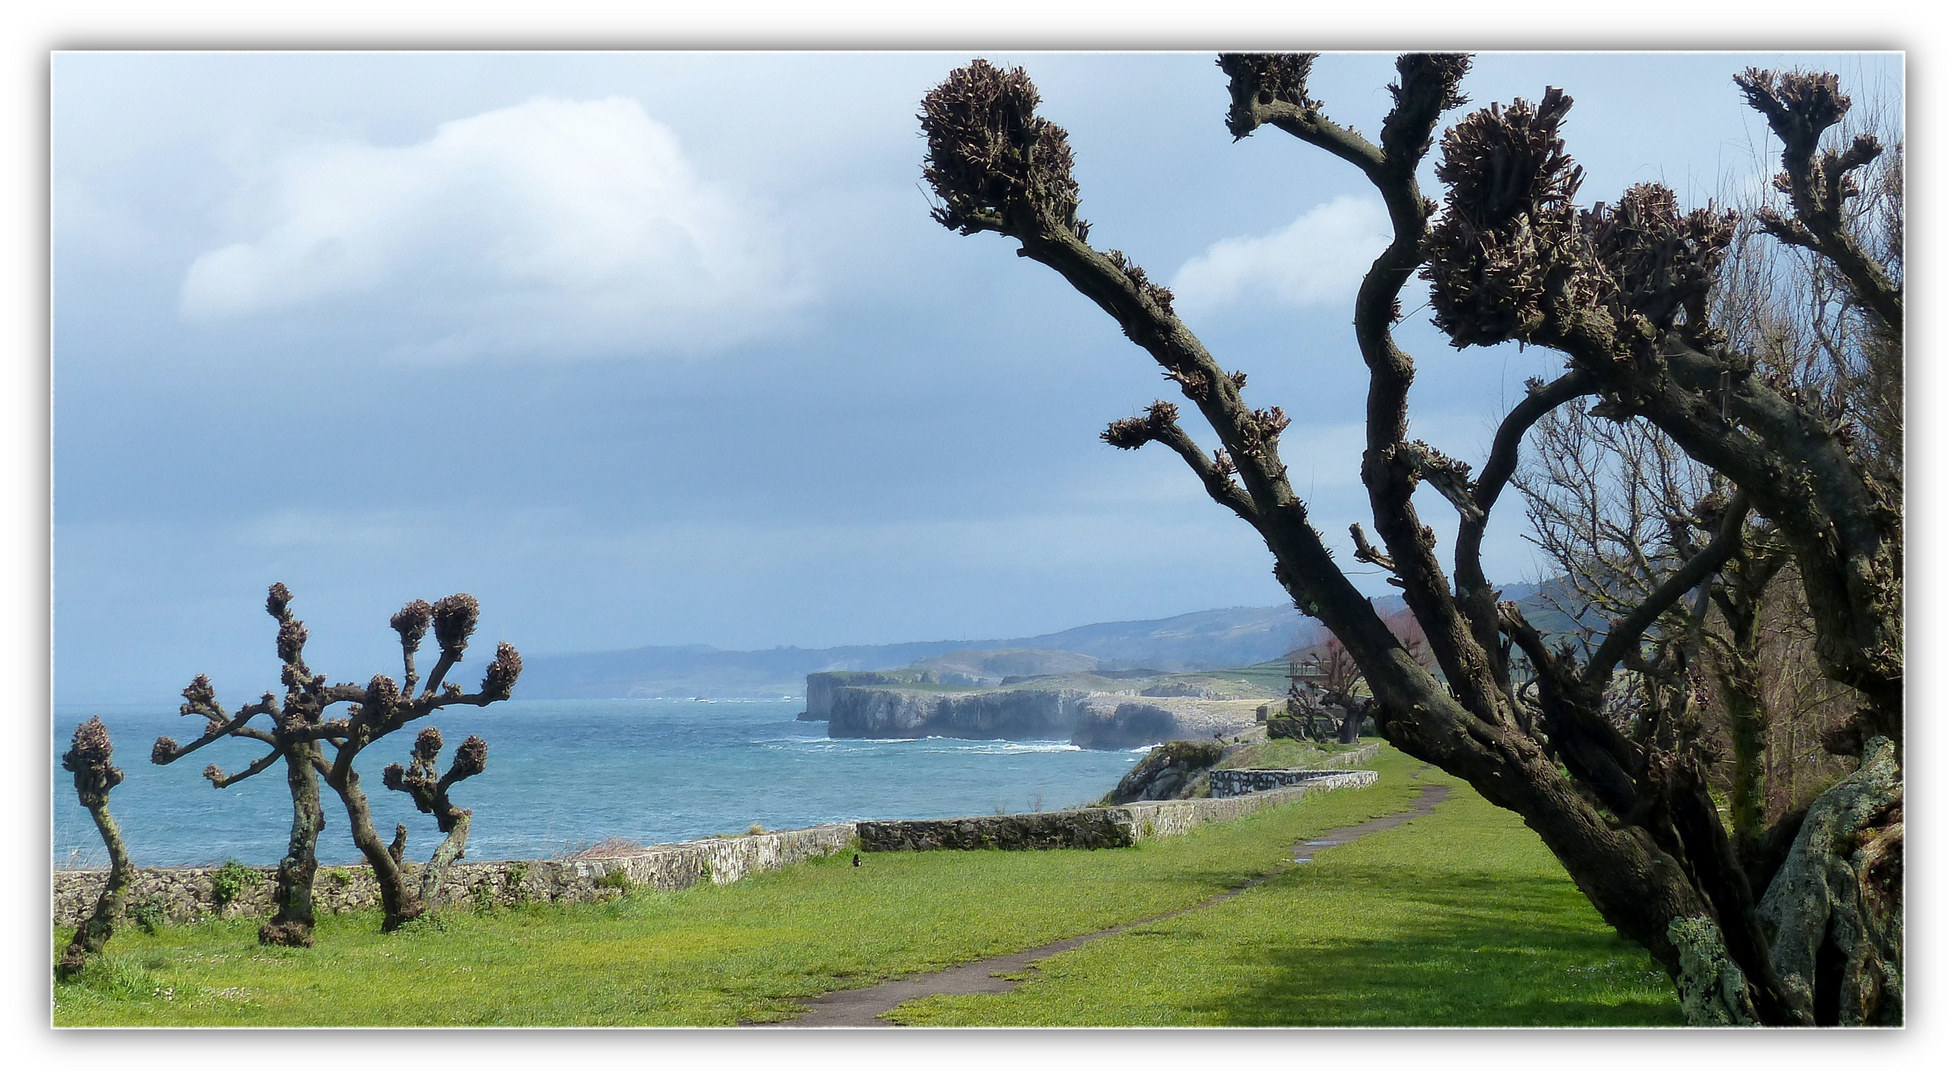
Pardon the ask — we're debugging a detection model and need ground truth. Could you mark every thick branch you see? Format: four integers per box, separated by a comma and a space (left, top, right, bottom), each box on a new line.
1126, 409, 1260, 522
1455, 372, 1598, 674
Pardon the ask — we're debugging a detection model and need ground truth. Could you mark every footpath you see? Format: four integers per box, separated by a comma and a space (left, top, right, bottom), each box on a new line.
762, 777, 1452, 1027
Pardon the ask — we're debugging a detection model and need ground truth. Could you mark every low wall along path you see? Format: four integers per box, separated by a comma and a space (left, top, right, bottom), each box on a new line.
53, 769, 1378, 929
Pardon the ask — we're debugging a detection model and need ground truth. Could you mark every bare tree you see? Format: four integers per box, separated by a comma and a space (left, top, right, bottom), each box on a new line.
153, 584, 331, 947
1292, 620, 1428, 743
1308, 636, 1373, 744
317, 593, 520, 930
1518, 398, 1805, 870
919, 55, 1900, 1025
57, 718, 133, 977
381, 726, 489, 907
157, 585, 520, 935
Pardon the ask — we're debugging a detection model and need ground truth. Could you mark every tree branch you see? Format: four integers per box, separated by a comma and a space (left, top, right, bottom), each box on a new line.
1582, 495, 1749, 688
206, 749, 282, 789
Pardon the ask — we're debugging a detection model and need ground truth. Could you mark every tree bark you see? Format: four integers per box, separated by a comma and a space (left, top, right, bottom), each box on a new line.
258, 740, 325, 947
329, 768, 425, 930
1757, 737, 1902, 1025
58, 804, 133, 977
418, 811, 471, 907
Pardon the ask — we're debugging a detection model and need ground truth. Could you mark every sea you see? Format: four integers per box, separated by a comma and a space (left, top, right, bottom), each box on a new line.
51, 698, 1150, 868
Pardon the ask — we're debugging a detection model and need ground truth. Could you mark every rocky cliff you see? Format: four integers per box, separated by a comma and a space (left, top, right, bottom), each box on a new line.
823, 684, 1263, 750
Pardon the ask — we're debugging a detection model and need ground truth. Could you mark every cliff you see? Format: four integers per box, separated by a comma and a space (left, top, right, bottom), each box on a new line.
823, 684, 1265, 750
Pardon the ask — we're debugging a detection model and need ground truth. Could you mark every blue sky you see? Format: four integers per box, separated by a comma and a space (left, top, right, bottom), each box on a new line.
51, 50, 1903, 704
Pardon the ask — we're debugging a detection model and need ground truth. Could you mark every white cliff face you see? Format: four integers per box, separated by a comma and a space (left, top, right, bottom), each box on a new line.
824, 686, 1262, 750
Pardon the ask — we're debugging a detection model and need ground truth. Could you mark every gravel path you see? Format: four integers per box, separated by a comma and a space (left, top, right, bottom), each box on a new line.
758, 779, 1453, 1027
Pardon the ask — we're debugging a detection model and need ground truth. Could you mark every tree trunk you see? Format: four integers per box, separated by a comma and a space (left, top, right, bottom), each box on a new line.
58, 804, 133, 977
417, 811, 472, 907
1757, 737, 1903, 1025
259, 742, 325, 947
329, 768, 426, 930
1718, 624, 1768, 861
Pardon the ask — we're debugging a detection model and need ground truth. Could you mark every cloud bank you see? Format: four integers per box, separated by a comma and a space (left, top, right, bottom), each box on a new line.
1168, 195, 1390, 316
180, 96, 810, 358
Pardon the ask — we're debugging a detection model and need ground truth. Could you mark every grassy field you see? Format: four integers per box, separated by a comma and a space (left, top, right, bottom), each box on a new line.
1217, 735, 1367, 770
52, 747, 1679, 1027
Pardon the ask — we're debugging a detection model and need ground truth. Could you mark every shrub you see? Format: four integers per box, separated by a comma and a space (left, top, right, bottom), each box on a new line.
209, 860, 264, 908
130, 896, 168, 935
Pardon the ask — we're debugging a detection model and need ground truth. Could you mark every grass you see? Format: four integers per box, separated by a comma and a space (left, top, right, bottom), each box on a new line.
52, 748, 1678, 1027
1217, 736, 1369, 770
888, 758, 1680, 1026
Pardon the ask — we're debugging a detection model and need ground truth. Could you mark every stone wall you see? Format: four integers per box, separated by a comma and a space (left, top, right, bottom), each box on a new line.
857, 768, 1377, 852
52, 823, 856, 929
857, 808, 1135, 852
1316, 742, 1383, 769
53, 767, 1380, 928
1208, 767, 1379, 799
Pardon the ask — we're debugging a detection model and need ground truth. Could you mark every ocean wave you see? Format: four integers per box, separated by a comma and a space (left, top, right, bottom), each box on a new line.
917, 741, 1085, 755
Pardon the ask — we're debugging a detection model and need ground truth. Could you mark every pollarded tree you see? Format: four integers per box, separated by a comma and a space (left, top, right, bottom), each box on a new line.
381, 726, 489, 908
157, 585, 520, 935
316, 593, 519, 930
153, 584, 334, 947
57, 717, 133, 977
919, 54, 1900, 1025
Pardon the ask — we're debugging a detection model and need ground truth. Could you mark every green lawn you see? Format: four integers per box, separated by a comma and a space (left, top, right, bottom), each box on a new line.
52, 747, 1679, 1027
1218, 735, 1369, 770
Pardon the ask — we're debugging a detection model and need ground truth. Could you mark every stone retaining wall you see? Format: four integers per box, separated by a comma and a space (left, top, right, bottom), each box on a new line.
1125, 771, 1377, 836
1208, 767, 1379, 799
54, 767, 1380, 927
857, 769, 1377, 851
52, 823, 856, 929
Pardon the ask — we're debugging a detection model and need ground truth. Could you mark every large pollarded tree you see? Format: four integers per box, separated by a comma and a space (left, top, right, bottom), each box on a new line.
155, 584, 521, 936
919, 54, 1899, 1025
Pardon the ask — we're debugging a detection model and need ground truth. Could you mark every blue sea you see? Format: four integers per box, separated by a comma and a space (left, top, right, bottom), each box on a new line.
52, 699, 1148, 868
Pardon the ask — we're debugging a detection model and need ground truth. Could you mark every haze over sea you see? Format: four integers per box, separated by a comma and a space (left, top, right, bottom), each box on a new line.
52, 699, 1147, 868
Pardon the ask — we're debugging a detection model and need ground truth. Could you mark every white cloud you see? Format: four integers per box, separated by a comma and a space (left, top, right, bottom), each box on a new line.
179, 97, 811, 358
1168, 195, 1390, 316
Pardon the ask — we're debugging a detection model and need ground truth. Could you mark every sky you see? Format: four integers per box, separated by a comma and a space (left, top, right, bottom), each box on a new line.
50, 49, 1904, 705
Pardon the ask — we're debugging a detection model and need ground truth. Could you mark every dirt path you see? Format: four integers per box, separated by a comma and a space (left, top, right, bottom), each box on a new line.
760, 779, 1453, 1027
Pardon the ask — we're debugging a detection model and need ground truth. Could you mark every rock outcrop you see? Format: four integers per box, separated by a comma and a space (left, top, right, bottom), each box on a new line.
822, 684, 1261, 749
1104, 741, 1232, 803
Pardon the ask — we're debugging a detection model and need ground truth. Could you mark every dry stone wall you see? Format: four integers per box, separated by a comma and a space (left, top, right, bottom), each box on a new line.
1208, 767, 1379, 799
52, 823, 855, 929
53, 768, 1379, 928
858, 768, 1377, 851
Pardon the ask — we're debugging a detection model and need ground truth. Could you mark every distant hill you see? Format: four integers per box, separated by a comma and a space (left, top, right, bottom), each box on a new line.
516, 605, 1319, 700
514, 582, 1572, 700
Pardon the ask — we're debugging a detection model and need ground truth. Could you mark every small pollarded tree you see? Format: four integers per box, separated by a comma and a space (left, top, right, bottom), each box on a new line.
317, 592, 518, 930
57, 717, 133, 977
919, 55, 1900, 1025
155, 584, 520, 936
381, 726, 489, 908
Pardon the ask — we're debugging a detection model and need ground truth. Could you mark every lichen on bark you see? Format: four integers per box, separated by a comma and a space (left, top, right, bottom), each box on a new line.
1756, 736, 1902, 1025
1667, 916, 1760, 1026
